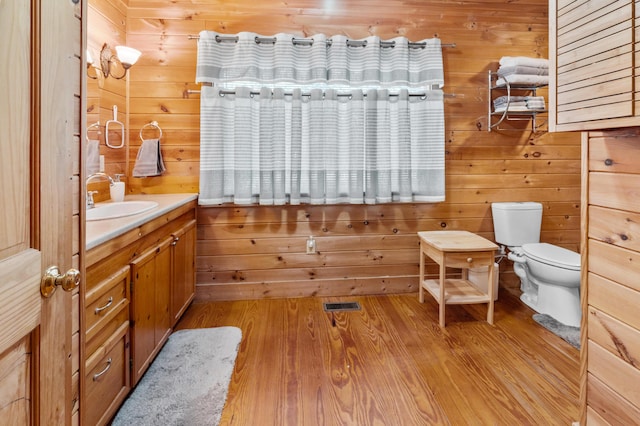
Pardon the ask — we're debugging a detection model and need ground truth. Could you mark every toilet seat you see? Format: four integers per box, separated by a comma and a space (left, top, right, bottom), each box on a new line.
522, 243, 580, 271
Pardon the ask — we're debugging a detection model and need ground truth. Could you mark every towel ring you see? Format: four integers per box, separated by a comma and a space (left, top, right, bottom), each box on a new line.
86, 121, 101, 141
87, 121, 101, 132
140, 121, 163, 142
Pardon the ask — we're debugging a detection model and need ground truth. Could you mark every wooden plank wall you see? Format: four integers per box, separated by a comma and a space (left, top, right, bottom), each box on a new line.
584, 129, 640, 423
88, 0, 582, 301
555, 0, 634, 126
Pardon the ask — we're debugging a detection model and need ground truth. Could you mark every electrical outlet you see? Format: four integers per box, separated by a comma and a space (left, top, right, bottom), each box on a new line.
306, 236, 316, 254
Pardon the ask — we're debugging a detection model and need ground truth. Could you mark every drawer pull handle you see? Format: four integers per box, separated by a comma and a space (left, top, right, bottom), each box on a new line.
93, 358, 112, 381
94, 297, 113, 314
467, 257, 473, 263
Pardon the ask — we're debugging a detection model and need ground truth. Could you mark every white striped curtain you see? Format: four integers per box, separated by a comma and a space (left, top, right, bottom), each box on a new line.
197, 31, 445, 205
196, 31, 444, 88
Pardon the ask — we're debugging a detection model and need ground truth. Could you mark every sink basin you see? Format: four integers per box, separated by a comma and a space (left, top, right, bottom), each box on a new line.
87, 201, 159, 221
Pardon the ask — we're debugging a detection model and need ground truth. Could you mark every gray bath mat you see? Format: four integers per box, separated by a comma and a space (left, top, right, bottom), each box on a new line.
533, 313, 580, 349
112, 326, 242, 426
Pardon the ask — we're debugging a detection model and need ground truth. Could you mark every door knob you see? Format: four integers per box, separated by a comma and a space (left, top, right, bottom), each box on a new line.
41, 266, 81, 298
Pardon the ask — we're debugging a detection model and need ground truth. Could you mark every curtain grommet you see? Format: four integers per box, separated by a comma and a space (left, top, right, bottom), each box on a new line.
292, 37, 314, 46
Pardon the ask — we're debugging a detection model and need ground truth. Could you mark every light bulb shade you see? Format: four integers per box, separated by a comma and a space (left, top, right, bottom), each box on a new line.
115, 46, 141, 68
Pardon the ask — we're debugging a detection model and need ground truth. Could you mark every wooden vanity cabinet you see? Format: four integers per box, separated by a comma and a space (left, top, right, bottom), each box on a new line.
83, 200, 197, 423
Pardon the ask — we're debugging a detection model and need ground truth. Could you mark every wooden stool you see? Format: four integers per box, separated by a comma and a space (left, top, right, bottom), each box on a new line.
418, 230, 498, 327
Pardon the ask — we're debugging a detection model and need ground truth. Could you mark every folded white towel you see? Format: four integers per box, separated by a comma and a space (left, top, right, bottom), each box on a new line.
496, 74, 549, 87
526, 97, 546, 110
499, 103, 528, 110
86, 139, 100, 175
132, 138, 166, 177
498, 65, 548, 77
493, 95, 528, 106
494, 105, 533, 112
499, 56, 549, 69
494, 96, 546, 112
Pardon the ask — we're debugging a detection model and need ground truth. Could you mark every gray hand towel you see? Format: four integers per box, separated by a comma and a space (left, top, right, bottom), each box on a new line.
86, 139, 100, 175
132, 138, 166, 177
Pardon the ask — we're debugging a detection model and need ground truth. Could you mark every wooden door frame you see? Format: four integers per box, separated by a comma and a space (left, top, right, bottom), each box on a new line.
30, 0, 44, 421
79, 0, 89, 419
35, 0, 81, 423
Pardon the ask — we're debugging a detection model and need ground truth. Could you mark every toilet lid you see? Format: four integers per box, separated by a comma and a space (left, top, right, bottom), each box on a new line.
522, 243, 580, 271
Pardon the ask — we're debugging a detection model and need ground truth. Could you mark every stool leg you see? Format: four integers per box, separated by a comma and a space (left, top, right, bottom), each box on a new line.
487, 261, 495, 325
439, 261, 446, 327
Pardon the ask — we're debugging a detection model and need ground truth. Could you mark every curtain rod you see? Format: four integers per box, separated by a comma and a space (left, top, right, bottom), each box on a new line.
187, 34, 455, 48
185, 89, 457, 98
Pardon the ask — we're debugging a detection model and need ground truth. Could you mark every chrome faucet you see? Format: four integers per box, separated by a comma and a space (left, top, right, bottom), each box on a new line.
87, 191, 98, 209
86, 173, 115, 209
86, 172, 115, 186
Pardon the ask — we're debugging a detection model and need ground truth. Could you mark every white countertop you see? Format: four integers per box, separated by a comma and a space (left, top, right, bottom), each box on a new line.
86, 193, 198, 250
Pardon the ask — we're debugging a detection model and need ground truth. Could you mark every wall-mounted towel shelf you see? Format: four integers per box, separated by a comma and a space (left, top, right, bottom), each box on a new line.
487, 70, 547, 132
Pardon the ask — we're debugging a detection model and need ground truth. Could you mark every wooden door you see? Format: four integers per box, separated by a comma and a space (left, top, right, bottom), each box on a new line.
0, 0, 79, 424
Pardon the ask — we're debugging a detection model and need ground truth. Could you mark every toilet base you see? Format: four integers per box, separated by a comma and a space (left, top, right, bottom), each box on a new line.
520, 292, 538, 312
537, 283, 581, 328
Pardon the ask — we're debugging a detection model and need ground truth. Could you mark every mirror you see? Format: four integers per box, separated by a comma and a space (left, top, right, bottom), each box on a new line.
86, 1, 129, 188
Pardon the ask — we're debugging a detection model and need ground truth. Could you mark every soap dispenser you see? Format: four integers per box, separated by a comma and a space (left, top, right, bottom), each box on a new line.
110, 174, 125, 202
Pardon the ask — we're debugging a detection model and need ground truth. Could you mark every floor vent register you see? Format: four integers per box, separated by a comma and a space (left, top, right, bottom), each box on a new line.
323, 302, 362, 312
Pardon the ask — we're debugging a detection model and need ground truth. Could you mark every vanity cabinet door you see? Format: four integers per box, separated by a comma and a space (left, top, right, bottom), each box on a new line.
170, 219, 197, 327
130, 236, 172, 386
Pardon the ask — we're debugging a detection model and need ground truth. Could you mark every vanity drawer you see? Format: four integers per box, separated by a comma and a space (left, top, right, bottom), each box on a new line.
85, 265, 129, 341
85, 322, 130, 426
86, 306, 129, 358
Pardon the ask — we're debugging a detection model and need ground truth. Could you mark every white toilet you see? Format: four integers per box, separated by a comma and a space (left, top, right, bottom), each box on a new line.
491, 202, 581, 327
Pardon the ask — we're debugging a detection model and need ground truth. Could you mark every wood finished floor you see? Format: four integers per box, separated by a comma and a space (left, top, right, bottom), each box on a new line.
175, 289, 580, 425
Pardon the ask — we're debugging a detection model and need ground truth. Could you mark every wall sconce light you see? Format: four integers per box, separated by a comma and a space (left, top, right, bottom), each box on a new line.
87, 49, 98, 79
87, 43, 141, 80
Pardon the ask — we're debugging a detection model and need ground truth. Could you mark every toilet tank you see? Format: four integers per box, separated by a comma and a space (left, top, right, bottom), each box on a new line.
491, 202, 542, 246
